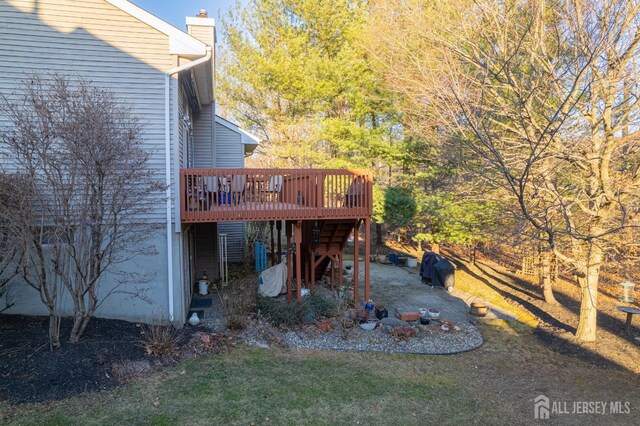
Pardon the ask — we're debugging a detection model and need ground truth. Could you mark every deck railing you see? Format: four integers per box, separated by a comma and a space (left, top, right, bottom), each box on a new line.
180, 168, 373, 223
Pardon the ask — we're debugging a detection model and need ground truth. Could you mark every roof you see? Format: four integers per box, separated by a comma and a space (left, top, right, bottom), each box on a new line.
105, 0, 208, 57
215, 115, 260, 155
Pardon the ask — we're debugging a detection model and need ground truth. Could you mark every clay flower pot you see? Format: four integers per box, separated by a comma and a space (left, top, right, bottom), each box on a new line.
470, 302, 488, 317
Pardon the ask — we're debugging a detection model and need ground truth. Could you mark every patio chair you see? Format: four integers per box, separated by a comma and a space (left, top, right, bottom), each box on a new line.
267, 175, 283, 202
187, 175, 208, 211
229, 174, 247, 205
345, 176, 366, 207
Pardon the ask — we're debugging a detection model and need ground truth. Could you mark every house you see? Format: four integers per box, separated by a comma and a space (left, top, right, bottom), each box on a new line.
0, 0, 372, 326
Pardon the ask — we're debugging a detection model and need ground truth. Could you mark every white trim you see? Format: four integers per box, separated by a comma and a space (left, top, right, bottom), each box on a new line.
164, 74, 175, 322
105, 0, 207, 56
166, 48, 213, 75
163, 48, 213, 323
186, 16, 216, 27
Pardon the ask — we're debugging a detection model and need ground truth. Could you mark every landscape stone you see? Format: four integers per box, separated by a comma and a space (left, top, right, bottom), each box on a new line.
381, 317, 411, 327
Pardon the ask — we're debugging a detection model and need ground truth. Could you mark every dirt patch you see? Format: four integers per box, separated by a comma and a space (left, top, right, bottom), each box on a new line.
0, 315, 230, 404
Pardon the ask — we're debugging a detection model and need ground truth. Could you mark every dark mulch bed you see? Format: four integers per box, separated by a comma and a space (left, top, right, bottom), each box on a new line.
0, 315, 193, 405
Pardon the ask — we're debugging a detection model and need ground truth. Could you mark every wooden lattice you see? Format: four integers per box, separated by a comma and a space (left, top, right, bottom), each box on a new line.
521, 255, 538, 276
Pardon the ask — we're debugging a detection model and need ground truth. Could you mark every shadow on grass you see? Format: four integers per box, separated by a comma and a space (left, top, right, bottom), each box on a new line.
472, 258, 640, 346
450, 257, 575, 333
448, 254, 637, 373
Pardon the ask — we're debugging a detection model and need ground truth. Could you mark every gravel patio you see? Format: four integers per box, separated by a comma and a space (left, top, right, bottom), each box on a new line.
232, 261, 514, 354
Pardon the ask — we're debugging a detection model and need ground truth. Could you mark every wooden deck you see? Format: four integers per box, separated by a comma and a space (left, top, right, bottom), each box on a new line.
180, 168, 373, 223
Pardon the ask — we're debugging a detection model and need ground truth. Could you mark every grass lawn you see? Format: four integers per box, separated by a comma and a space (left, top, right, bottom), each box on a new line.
2, 320, 638, 426
3, 246, 639, 425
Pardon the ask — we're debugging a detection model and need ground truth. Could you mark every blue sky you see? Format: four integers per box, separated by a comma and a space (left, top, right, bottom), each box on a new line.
131, 1, 239, 31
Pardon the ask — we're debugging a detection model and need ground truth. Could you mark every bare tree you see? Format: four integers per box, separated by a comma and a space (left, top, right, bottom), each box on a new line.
0, 172, 64, 347
368, 0, 640, 341
0, 173, 27, 314
0, 75, 163, 345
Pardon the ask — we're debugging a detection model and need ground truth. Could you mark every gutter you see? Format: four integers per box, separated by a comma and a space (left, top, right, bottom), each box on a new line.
164, 47, 212, 323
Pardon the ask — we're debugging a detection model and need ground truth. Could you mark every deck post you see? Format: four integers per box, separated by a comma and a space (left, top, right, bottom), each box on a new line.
286, 221, 292, 302
304, 246, 309, 291
295, 220, 303, 303
338, 255, 343, 288
329, 256, 335, 290
353, 219, 359, 304
310, 246, 316, 294
364, 217, 370, 301
276, 220, 282, 264
269, 220, 275, 266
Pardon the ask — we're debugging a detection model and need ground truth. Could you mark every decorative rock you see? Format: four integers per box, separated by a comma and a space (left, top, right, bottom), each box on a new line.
381, 317, 411, 333
381, 317, 411, 327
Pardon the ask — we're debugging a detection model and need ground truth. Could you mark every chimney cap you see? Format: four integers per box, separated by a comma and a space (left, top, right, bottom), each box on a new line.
197, 9, 208, 18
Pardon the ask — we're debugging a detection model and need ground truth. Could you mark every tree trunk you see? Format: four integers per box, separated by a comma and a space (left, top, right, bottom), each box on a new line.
375, 223, 383, 246
575, 246, 602, 342
49, 314, 60, 349
541, 250, 559, 305
575, 273, 598, 342
70, 315, 92, 343
69, 310, 84, 343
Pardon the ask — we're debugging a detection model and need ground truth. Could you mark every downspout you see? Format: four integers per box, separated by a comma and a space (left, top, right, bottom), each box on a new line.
164, 47, 212, 322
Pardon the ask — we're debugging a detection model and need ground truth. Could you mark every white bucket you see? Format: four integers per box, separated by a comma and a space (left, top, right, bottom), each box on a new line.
198, 280, 209, 295
407, 258, 418, 268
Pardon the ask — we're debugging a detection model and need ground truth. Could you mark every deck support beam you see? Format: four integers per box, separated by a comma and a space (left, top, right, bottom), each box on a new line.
276, 220, 282, 264
286, 221, 292, 302
310, 246, 316, 294
353, 219, 359, 304
304, 247, 309, 292
364, 217, 370, 301
295, 220, 302, 303
269, 221, 275, 266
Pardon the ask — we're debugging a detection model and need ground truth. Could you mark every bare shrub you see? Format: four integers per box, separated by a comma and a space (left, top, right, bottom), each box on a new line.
0, 75, 163, 346
139, 323, 183, 357
215, 273, 258, 331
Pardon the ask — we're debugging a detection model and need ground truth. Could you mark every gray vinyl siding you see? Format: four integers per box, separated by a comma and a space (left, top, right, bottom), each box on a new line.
217, 223, 245, 263
178, 84, 186, 168
193, 104, 214, 167
215, 123, 245, 168
0, 0, 174, 223
215, 121, 245, 262
0, 0, 198, 325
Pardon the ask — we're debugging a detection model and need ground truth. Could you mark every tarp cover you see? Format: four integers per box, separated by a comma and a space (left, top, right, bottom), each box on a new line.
420, 251, 443, 280
258, 262, 287, 297
420, 252, 455, 289
433, 258, 455, 289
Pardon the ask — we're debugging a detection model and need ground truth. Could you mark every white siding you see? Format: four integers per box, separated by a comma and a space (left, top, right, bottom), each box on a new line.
0, 0, 175, 223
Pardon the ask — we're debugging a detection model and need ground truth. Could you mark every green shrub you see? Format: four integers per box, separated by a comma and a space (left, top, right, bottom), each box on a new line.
255, 294, 337, 327
305, 295, 336, 318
